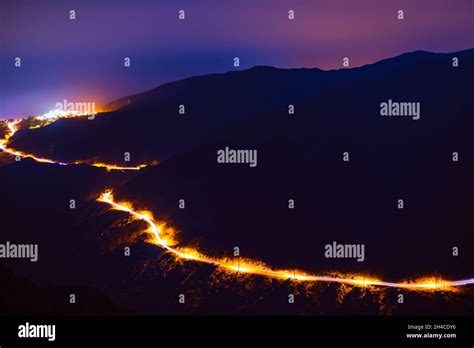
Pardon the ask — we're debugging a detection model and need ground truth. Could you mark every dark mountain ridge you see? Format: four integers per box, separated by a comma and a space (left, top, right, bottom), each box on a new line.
111, 48, 474, 281
1, 48, 473, 315
10, 49, 472, 165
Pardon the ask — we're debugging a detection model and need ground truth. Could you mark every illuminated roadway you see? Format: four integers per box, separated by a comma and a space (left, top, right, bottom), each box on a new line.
2, 111, 473, 292
1, 116, 149, 171
98, 190, 474, 292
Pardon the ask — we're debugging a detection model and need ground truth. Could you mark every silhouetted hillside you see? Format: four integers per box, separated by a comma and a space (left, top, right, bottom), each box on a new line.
10, 49, 472, 165
2, 49, 473, 315
111, 48, 474, 281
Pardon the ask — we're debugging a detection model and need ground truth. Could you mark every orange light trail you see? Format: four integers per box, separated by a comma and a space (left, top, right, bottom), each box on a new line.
2, 111, 472, 293
97, 190, 474, 292
1, 114, 153, 171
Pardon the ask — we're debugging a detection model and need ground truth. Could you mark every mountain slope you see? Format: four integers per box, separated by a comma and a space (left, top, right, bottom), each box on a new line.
111, 48, 474, 281
10, 49, 472, 166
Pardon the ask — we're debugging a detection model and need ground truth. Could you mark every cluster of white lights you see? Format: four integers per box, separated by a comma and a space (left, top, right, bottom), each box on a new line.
36, 109, 91, 121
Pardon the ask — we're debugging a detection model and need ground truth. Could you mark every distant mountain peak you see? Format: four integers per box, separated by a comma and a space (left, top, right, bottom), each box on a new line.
103, 48, 473, 113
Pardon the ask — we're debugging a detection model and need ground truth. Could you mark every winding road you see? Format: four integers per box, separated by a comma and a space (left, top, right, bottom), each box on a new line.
2, 112, 474, 293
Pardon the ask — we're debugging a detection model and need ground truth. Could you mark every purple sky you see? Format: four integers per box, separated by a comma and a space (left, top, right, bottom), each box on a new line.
1, 0, 473, 118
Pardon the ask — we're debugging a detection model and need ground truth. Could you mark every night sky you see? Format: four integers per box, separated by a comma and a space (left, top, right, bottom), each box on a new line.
1, 0, 473, 118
